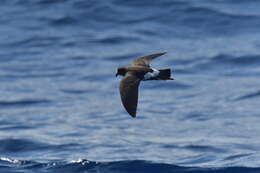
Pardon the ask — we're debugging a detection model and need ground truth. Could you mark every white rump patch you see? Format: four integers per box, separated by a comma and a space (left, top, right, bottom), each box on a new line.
144, 68, 159, 80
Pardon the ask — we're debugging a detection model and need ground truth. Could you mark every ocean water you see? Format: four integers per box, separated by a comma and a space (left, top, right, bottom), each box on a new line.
1, 0, 260, 172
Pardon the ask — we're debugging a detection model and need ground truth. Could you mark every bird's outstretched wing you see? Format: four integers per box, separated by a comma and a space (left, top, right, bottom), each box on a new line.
132, 52, 166, 67
119, 73, 141, 117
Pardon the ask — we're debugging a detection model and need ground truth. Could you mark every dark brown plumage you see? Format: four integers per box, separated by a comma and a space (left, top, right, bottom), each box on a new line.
119, 73, 140, 117
116, 52, 173, 118
132, 52, 166, 67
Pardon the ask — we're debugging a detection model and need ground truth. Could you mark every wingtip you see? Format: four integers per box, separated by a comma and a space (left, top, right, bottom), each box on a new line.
153, 52, 167, 55
160, 52, 167, 55
129, 112, 136, 118
124, 107, 137, 118
130, 115, 136, 118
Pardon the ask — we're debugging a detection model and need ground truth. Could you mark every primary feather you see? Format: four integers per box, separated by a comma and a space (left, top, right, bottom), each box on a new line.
132, 52, 166, 67
119, 72, 141, 118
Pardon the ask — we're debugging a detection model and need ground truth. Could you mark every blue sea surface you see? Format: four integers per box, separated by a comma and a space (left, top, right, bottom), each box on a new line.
1, 0, 260, 172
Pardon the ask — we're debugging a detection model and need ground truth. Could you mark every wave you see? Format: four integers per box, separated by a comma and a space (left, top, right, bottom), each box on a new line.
234, 90, 260, 101
179, 54, 260, 76
211, 54, 260, 66
1, 158, 260, 173
0, 99, 51, 108
0, 139, 79, 154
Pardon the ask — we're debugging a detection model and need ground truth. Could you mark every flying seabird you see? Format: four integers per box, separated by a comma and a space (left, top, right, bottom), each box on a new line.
116, 52, 173, 118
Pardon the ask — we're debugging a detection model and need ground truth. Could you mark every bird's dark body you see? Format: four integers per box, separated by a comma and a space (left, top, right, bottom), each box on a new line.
116, 52, 173, 117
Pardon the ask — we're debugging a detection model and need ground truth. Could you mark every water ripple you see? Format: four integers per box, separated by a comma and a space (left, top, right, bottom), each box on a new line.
1, 0, 260, 171
0, 99, 51, 108
1, 158, 260, 173
235, 90, 260, 101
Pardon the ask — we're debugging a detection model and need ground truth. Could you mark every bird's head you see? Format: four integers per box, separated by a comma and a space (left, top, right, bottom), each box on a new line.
116, 67, 127, 77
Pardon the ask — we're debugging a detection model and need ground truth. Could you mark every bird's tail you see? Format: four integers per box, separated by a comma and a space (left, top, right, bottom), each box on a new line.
158, 69, 173, 80
147, 68, 173, 80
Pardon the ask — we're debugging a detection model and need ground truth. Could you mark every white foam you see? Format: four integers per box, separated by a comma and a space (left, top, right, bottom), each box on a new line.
70, 158, 91, 165
0, 157, 20, 164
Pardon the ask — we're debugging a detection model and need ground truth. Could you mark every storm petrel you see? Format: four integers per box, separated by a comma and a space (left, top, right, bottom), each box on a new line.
116, 52, 173, 118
